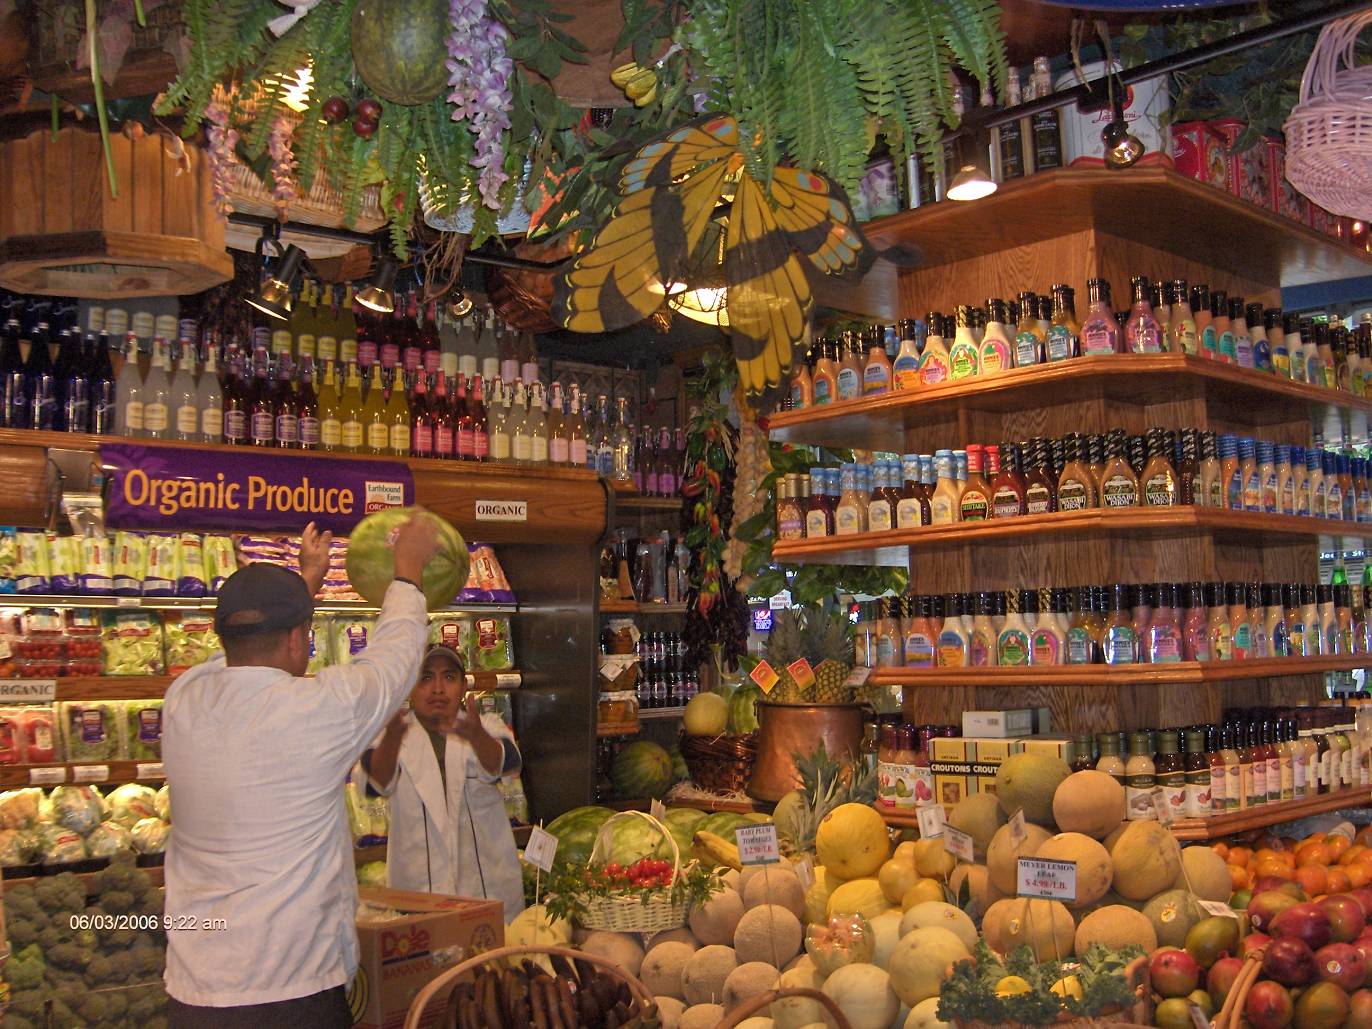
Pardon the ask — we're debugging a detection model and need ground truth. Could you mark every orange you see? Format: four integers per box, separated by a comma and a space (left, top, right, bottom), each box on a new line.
1347, 863, 1372, 889
1339, 844, 1366, 866
1327, 867, 1352, 894
1229, 864, 1252, 891
1258, 861, 1295, 882
1357, 826, 1372, 847
1295, 865, 1328, 896
1229, 846, 1254, 867
1212, 842, 1231, 862
1329, 836, 1351, 860
1297, 842, 1333, 868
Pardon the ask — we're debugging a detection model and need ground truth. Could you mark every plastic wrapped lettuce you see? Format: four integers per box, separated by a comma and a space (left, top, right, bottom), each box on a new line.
130, 817, 169, 854
0, 527, 17, 592
49, 784, 104, 835
470, 615, 514, 671
85, 820, 133, 858
331, 617, 374, 667
357, 860, 388, 887
203, 534, 236, 594
112, 531, 147, 596
122, 700, 163, 759
0, 827, 38, 866
47, 533, 80, 594
101, 610, 164, 675
0, 788, 41, 829
155, 783, 170, 822
58, 701, 120, 761
36, 823, 87, 865
307, 615, 332, 674
106, 783, 159, 828
15, 530, 50, 594
162, 613, 218, 675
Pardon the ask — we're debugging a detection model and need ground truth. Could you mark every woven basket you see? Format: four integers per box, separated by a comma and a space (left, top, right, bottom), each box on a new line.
580, 810, 688, 933
681, 731, 759, 794
716, 988, 854, 1029
953, 954, 1153, 1029
1284, 10, 1372, 219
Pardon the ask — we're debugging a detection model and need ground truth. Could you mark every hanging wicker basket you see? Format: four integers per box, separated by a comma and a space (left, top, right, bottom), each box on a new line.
1284, 10, 1372, 219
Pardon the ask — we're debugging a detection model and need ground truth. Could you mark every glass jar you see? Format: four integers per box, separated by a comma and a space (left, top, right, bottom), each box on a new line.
597, 691, 639, 725
605, 618, 639, 655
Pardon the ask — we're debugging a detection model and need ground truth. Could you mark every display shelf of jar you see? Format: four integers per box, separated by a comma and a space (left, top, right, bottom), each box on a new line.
1168, 786, 1372, 841
639, 706, 687, 720
766, 354, 1372, 453
0, 758, 167, 789
6, 670, 524, 702
599, 598, 689, 615
597, 720, 642, 738
772, 507, 1372, 567
0, 594, 518, 615
866, 653, 1370, 687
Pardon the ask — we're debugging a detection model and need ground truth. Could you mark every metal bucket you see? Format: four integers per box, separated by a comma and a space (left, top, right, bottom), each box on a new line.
747, 701, 865, 802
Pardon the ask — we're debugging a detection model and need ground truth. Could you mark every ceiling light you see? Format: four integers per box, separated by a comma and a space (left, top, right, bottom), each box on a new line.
356, 257, 398, 313
1102, 100, 1145, 169
244, 244, 306, 321
946, 164, 998, 202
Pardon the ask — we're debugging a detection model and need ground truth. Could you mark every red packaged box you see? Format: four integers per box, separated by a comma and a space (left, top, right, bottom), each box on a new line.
1210, 118, 1274, 211
1310, 203, 1346, 239
1267, 138, 1311, 225
1171, 121, 1228, 190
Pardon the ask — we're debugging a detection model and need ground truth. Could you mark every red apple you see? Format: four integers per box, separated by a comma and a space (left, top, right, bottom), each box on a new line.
1246, 979, 1295, 1029
1209, 955, 1245, 1009
1316, 942, 1368, 991
1264, 937, 1320, 987
1150, 947, 1202, 998
1348, 988, 1372, 1028
1272, 903, 1335, 951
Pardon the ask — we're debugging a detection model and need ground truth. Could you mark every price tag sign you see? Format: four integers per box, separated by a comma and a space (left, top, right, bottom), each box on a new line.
844, 666, 872, 688
916, 804, 945, 840
1151, 787, 1175, 826
649, 799, 667, 821
1198, 899, 1242, 921
944, 825, 976, 863
735, 823, 781, 865
135, 762, 165, 780
750, 661, 780, 695
1017, 857, 1078, 901
1188, 1004, 1210, 1029
73, 765, 110, 784
794, 855, 815, 890
28, 766, 66, 785
786, 658, 815, 691
1007, 808, 1028, 848
493, 673, 521, 689
523, 827, 558, 873
116, 596, 141, 608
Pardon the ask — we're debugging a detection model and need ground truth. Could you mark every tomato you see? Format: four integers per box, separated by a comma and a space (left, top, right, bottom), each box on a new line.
605, 863, 622, 876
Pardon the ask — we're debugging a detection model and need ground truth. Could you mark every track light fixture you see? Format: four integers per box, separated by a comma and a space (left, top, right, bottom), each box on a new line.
356, 257, 399, 313
244, 243, 306, 321
1102, 99, 1145, 169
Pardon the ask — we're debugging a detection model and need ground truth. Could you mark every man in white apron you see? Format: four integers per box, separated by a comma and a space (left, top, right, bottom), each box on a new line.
363, 644, 525, 920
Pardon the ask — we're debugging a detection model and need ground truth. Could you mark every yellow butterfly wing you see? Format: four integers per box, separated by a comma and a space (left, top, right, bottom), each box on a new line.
619, 116, 740, 194
767, 166, 870, 276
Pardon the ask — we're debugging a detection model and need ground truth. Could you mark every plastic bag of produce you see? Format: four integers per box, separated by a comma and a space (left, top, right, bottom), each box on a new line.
459, 544, 516, 604
0, 527, 17, 592
345, 508, 469, 609
0, 788, 42, 828
155, 783, 170, 822
202, 534, 236, 594
0, 707, 22, 764
162, 614, 218, 675
111, 531, 147, 595
106, 783, 159, 827
427, 613, 469, 656
49, 785, 104, 835
15, 530, 50, 594
47, 533, 80, 594
130, 817, 169, 854
121, 700, 163, 760
470, 616, 514, 671
143, 534, 178, 597
101, 611, 164, 675
16, 706, 56, 763
357, 860, 388, 887
35, 823, 87, 865
79, 531, 113, 595
331, 617, 374, 666
85, 819, 133, 858
58, 701, 120, 761
307, 614, 332, 674
0, 827, 37, 866
176, 533, 208, 597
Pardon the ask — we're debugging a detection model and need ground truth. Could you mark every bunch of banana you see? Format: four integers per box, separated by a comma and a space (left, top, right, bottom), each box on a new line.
610, 62, 658, 107
442, 955, 660, 1029
692, 829, 743, 871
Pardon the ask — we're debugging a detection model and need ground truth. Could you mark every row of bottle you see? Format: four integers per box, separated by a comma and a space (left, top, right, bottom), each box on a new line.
777, 430, 1372, 538
788, 279, 1369, 409
636, 670, 701, 710
852, 581, 1372, 668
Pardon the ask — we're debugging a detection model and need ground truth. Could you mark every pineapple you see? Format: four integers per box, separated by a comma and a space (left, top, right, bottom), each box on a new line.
764, 609, 806, 704
808, 607, 855, 704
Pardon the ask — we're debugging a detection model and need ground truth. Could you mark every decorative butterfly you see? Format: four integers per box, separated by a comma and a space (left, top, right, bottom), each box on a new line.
551, 115, 874, 410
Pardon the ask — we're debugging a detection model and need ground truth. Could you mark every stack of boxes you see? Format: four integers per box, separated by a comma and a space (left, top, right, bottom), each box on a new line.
927, 708, 1073, 811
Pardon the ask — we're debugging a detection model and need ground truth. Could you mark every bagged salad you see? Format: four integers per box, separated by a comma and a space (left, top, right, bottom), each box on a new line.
331, 617, 375, 666
112, 531, 148, 595
0, 826, 38, 866
85, 820, 133, 858
15, 530, 50, 594
0, 787, 43, 829
203, 534, 236, 594
58, 701, 121, 761
143, 534, 178, 597
47, 533, 80, 594
106, 783, 159, 827
35, 823, 87, 865
131, 816, 169, 854
79, 530, 113, 595
307, 614, 332, 674
176, 532, 208, 597
48, 784, 104, 835
0, 527, 17, 592
469, 616, 514, 671
101, 610, 164, 675
121, 700, 162, 760
162, 613, 218, 675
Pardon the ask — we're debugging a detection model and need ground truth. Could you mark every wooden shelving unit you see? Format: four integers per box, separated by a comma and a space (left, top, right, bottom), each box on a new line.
597, 721, 642, 737
611, 795, 764, 814
1169, 787, 1372, 841
616, 495, 682, 513
5, 669, 524, 702
867, 655, 1369, 688
0, 758, 165, 788
640, 706, 687, 720
0, 595, 517, 615
600, 599, 688, 615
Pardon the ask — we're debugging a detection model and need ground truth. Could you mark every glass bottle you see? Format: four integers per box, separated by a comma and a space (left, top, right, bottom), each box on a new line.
1182, 728, 1210, 818
896, 456, 930, 528
862, 325, 892, 396
867, 460, 896, 532
1232, 297, 1254, 368
1257, 440, 1277, 513
903, 595, 936, 668
1099, 431, 1139, 508
836, 331, 864, 401
338, 361, 364, 453
1167, 279, 1198, 354
1195, 431, 1220, 508
272, 354, 299, 449
1056, 433, 1098, 511
1212, 289, 1236, 363
1192, 284, 1215, 357
874, 598, 902, 668
1102, 583, 1137, 665
1140, 427, 1177, 506
1154, 730, 1185, 819
929, 450, 959, 525
997, 590, 1032, 666
1249, 302, 1272, 371
969, 592, 996, 667
1228, 582, 1252, 660
1182, 582, 1210, 661
1079, 278, 1120, 356
1019, 438, 1055, 514
141, 336, 172, 439
1147, 583, 1183, 664
1275, 444, 1295, 514
919, 314, 951, 385
1088, 731, 1123, 786
1205, 582, 1232, 661
1175, 428, 1199, 506
1236, 436, 1259, 511
1045, 284, 1079, 362
980, 299, 1013, 373
1240, 722, 1262, 809
935, 593, 969, 667
990, 442, 1027, 518
1013, 291, 1044, 367
776, 476, 804, 541
1246, 582, 1269, 658
948, 306, 980, 380
891, 319, 921, 391
1124, 732, 1157, 820
835, 465, 868, 536
812, 337, 837, 404
1125, 276, 1163, 353
959, 444, 991, 522
1030, 589, 1065, 665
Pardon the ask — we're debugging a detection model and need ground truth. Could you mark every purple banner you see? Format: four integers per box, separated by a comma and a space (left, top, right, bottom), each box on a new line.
100, 443, 414, 535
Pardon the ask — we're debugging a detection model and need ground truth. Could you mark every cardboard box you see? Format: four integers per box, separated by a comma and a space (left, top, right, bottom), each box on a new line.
928, 734, 1077, 809
1018, 734, 1076, 764
351, 887, 504, 1029
961, 708, 1051, 738
1171, 121, 1228, 190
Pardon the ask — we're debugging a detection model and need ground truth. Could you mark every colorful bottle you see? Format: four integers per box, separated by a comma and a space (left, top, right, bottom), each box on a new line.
1080, 279, 1121, 356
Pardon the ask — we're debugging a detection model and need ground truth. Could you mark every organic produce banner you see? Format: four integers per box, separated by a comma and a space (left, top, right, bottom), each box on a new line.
100, 443, 414, 535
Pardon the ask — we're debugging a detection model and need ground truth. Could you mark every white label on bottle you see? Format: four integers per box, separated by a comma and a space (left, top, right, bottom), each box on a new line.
201, 406, 223, 439
131, 311, 155, 339
176, 405, 199, 434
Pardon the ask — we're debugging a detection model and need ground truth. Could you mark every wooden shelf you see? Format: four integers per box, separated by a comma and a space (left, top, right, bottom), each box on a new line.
1169, 787, 1372, 841
616, 494, 683, 513
862, 167, 1372, 290
0, 758, 166, 788
0, 594, 516, 614
610, 795, 765, 813
597, 721, 642, 737
4, 669, 523, 702
774, 507, 1372, 567
868, 654, 1369, 687
640, 707, 686, 720
599, 599, 688, 615
767, 354, 1372, 451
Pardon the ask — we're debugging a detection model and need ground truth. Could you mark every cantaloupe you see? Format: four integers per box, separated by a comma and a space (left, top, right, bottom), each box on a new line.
986, 822, 1052, 894
680, 1004, 726, 1029
743, 866, 806, 918
1172, 844, 1231, 902
1141, 888, 1204, 948
657, 996, 686, 1029
1033, 832, 1113, 909
869, 909, 905, 969
948, 864, 1001, 921
642, 941, 697, 999
899, 901, 978, 950
771, 964, 831, 1029
735, 905, 803, 966
648, 927, 701, 951
948, 793, 1006, 859
682, 946, 738, 1006
736, 1019, 774, 1029
887, 926, 970, 1006
905, 997, 951, 1029
689, 888, 746, 945
821, 963, 900, 1029
994, 752, 1071, 825
1109, 821, 1181, 901
1073, 905, 1158, 954
826, 878, 891, 921
816, 803, 891, 879
582, 931, 646, 977
982, 898, 1075, 961
724, 962, 782, 1010
1051, 770, 1127, 839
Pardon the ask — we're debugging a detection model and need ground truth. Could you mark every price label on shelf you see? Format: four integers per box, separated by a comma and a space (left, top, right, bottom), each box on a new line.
493, 673, 521, 689
522, 827, 558, 873
73, 765, 110, 784
28, 766, 67, 785
136, 763, 166, 780
916, 804, 945, 840
736, 824, 781, 866
0, 680, 57, 703
1017, 857, 1077, 901
944, 825, 975, 863
1007, 808, 1028, 848
649, 799, 667, 821
116, 596, 141, 608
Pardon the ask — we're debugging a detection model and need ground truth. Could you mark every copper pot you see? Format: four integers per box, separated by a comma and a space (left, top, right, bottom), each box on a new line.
747, 702, 866, 802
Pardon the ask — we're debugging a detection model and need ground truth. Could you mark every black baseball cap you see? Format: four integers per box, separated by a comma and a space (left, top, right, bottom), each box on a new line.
214, 563, 315, 639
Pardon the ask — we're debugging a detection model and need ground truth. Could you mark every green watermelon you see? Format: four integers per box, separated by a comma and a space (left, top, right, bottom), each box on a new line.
669, 746, 688, 783
728, 683, 762, 733
351, 0, 449, 106
543, 805, 615, 869
696, 812, 752, 839
663, 808, 708, 855
611, 741, 675, 799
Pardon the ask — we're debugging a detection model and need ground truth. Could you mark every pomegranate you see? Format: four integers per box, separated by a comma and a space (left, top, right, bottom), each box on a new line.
1263, 937, 1319, 987
1270, 903, 1334, 951
352, 116, 377, 139
1245, 980, 1295, 1029
1318, 895, 1366, 944
321, 96, 350, 124
1315, 942, 1367, 991
355, 98, 382, 123
1208, 956, 1245, 1009
1149, 947, 1202, 999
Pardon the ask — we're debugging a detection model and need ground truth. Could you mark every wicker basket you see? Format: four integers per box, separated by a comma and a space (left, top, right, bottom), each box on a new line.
716, 987, 854, 1029
401, 943, 654, 1029
579, 810, 689, 933
1284, 10, 1372, 219
681, 730, 759, 794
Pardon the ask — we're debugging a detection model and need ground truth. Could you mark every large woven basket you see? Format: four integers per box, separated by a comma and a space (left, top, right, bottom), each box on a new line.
1284, 10, 1372, 219
579, 810, 689, 933
681, 730, 759, 794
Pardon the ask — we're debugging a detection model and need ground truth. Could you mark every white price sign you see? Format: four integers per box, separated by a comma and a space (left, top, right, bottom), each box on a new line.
649, 799, 667, 821
1151, 787, 1175, 826
28, 766, 66, 785
73, 765, 110, 783
522, 826, 558, 873
136, 762, 165, 780
735, 823, 781, 865
943, 825, 975, 863
1198, 899, 1241, 921
916, 804, 945, 840
0, 679, 57, 703
1017, 857, 1078, 901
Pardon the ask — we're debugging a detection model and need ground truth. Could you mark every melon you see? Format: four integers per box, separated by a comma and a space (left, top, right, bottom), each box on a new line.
887, 926, 970, 1006
869, 909, 905, 969
1109, 821, 1181, 900
826, 878, 890, 921
612, 741, 675, 799
994, 752, 1071, 825
1033, 832, 1112, 909
682, 946, 738, 1006
982, 898, 1075, 961
734, 905, 802, 966
685, 692, 730, 737
742, 866, 806, 918
899, 901, 978, 950
948, 864, 1000, 921
729, 683, 763, 733
771, 964, 831, 1029
648, 926, 700, 951
821, 963, 899, 1029
582, 931, 645, 977
911, 838, 955, 879
346, 507, 468, 608
1141, 888, 1203, 948
680, 1004, 726, 1029
725, 962, 782, 1010
878, 858, 921, 904
544, 805, 615, 868
986, 822, 1052, 894
948, 793, 1006, 859
642, 941, 697, 999
689, 888, 745, 946
350, 0, 449, 106
1051, 770, 1126, 839
699, 812, 753, 837
1171, 844, 1232, 902
773, 790, 807, 848
1074, 905, 1158, 953
657, 997, 686, 1029
804, 868, 840, 926
905, 997, 951, 1029
664, 808, 709, 855
815, 803, 891, 879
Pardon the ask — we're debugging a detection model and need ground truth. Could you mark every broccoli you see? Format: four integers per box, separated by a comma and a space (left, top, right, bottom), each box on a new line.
131, 941, 164, 976
102, 888, 135, 914
129, 990, 161, 1022
35, 873, 87, 916
46, 943, 91, 972
7, 986, 48, 1018
2, 1014, 37, 1029
105, 988, 130, 1019
128, 873, 151, 901
84, 953, 115, 985
36, 922, 75, 952
107, 925, 139, 947
106, 948, 138, 981
75, 989, 110, 1024
5, 943, 45, 990
6, 912, 38, 948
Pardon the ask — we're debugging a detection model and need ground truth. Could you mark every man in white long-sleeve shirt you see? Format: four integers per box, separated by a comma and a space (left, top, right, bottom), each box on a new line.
162, 514, 439, 1028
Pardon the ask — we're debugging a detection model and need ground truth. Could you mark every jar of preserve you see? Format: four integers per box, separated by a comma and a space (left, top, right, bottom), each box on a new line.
605, 618, 638, 655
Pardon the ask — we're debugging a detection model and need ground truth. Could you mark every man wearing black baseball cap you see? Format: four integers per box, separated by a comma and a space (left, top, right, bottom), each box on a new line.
162, 513, 439, 1028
